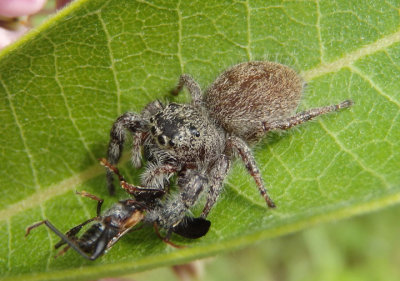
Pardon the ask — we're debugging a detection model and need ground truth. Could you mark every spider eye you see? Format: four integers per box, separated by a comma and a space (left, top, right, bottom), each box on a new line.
189, 126, 200, 137
157, 135, 166, 145
151, 126, 156, 135
169, 139, 175, 147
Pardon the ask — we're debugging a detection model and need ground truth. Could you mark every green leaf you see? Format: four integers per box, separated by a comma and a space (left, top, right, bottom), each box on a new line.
0, 0, 399, 280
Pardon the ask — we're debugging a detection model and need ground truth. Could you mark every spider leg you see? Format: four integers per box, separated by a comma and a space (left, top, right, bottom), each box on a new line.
131, 100, 165, 169
106, 112, 148, 195
263, 100, 353, 132
171, 74, 202, 106
149, 170, 208, 230
141, 100, 164, 118
227, 136, 276, 208
141, 162, 178, 190
131, 131, 147, 169
178, 170, 208, 216
101, 158, 166, 197
201, 155, 231, 218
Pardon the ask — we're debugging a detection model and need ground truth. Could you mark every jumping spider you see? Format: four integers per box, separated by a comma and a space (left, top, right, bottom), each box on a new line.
106, 61, 353, 231
26, 159, 210, 260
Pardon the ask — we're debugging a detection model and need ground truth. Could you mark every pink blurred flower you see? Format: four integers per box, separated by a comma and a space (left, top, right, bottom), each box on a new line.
0, 25, 28, 49
0, 0, 47, 49
0, 0, 46, 17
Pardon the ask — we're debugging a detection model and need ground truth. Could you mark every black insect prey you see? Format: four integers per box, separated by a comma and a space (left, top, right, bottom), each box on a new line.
25, 159, 210, 260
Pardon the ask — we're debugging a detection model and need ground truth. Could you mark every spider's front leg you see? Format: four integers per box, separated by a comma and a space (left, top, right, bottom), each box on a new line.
171, 74, 203, 106
147, 170, 208, 234
140, 161, 179, 191
131, 131, 147, 169
106, 112, 148, 195
200, 155, 231, 218
107, 100, 165, 195
101, 158, 166, 198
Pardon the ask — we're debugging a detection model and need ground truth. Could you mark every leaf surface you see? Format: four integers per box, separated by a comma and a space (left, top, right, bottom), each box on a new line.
0, 0, 399, 280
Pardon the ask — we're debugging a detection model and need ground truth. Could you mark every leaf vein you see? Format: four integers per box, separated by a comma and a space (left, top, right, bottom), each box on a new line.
7, 218, 11, 271
97, 10, 122, 115
302, 30, 400, 80
349, 64, 400, 108
0, 77, 53, 269
0, 154, 130, 222
315, 0, 325, 63
49, 38, 97, 163
245, 0, 253, 60
176, 0, 184, 73
318, 120, 390, 188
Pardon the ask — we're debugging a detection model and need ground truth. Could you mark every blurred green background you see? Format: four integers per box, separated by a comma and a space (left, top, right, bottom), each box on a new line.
126, 204, 400, 281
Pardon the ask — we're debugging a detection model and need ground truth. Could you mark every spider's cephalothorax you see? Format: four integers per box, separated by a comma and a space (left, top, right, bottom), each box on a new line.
148, 103, 226, 163
106, 61, 353, 231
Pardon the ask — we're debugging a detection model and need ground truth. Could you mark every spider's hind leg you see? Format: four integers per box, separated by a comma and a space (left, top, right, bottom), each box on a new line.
263, 100, 353, 132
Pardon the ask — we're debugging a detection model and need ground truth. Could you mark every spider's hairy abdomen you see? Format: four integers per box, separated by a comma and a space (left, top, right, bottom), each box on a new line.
204, 61, 303, 142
